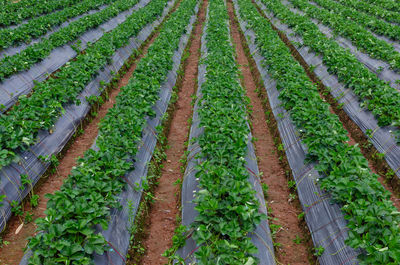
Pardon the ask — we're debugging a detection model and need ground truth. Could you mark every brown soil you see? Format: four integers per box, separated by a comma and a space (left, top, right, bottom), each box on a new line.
140, 2, 206, 264
0, 17, 166, 265
227, 1, 311, 264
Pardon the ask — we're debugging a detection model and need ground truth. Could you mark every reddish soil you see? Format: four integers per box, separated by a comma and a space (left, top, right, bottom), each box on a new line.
227, 1, 311, 264
140, 2, 206, 264
0, 22, 163, 265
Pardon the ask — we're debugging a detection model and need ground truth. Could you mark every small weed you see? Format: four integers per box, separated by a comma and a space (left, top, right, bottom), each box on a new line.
314, 246, 325, 257
24, 211, 34, 224
261, 183, 269, 200
293, 235, 303, 244
287, 180, 296, 190
297, 212, 305, 220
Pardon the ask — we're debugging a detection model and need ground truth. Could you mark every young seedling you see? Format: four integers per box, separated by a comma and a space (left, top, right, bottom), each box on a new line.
293, 235, 303, 244
314, 246, 325, 257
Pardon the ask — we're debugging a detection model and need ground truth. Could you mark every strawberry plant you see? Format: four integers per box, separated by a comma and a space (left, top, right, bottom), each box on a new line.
186, 0, 266, 263
364, 0, 400, 12
0, 0, 83, 27
0, 0, 169, 170
0, 0, 116, 50
312, 0, 400, 42
26, 0, 198, 262
335, 0, 400, 24
236, 0, 400, 263
0, 0, 140, 81
261, 0, 400, 144
289, 0, 400, 71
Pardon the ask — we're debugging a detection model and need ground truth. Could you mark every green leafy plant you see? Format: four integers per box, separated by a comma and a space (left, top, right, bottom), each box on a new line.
261, 183, 269, 199
290, 0, 400, 71
293, 235, 303, 244
0, 236, 10, 248
236, 0, 400, 263
24, 211, 34, 224
0, 0, 115, 50
297, 212, 305, 220
26, 0, 199, 263
30, 194, 39, 208
335, 0, 400, 24
287, 180, 296, 190
0, 0, 83, 27
314, 246, 325, 257
184, 1, 267, 263
261, 0, 400, 146
162, 225, 188, 262
0, 0, 141, 81
20, 174, 32, 190
10, 200, 23, 217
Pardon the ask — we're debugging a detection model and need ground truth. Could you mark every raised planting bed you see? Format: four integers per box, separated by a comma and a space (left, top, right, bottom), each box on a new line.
0, 0, 116, 51
234, 0, 400, 263
19, 0, 200, 263
175, 0, 276, 263
258, 0, 400, 180
0, 0, 174, 233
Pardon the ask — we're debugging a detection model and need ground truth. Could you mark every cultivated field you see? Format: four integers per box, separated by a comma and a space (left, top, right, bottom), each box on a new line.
0, 0, 399, 264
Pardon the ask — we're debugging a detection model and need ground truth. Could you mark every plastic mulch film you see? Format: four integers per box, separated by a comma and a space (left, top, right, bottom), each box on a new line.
307, 1, 400, 54
258, 0, 400, 181
288, 0, 400, 92
0, 4, 110, 59
176, 5, 276, 264
234, 0, 361, 264
0, 0, 148, 113
19, 2, 198, 265
0, 0, 175, 235
1, 0, 83, 30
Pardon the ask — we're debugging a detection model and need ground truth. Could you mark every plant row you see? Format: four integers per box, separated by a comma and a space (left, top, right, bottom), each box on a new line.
334, 0, 400, 24
239, 0, 400, 263
0, 0, 116, 50
0, 0, 168, 169
183, 0, 265, 263
261, 0, 400, 143
312, 0, 400, 42
364, 0, 400, 13
289, 0, 400, 71
0, 0, 83, 27
0, 0, 140, 81
26, 0, 199, 263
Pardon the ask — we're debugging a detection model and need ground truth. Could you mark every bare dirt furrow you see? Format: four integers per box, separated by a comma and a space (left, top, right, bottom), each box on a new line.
227, 1, 313, 264
0, 5, 176, 262
140, 1, 206, 264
